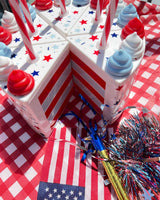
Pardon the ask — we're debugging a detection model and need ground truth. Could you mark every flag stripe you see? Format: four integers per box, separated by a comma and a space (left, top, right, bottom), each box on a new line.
40, 128, 113, 200
48, 128, 62, 183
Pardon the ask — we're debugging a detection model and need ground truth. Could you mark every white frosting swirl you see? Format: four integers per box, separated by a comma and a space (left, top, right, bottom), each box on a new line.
1, 11, 19, 33
0, 56, 17, 81
120, 32, 144, 60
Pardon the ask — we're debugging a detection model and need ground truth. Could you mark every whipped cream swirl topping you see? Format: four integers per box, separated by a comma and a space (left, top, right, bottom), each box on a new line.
0, 42, 12, 58
106, 50, 133, 78
1, 11, 19, 33
0, 56, 17, 81
7, 69, 35, 96
121, 32, 144, 60
117, 3, 139, 27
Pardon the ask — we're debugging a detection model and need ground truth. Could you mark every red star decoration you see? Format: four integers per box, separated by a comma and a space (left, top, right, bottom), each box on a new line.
80, 19, 87, 25
103, 11, 106, 15
25, 50, 28, 54
43, 55, 53, 62
33, 35, 42, 41
73, 10, 78, 14
93, 50, 100, 55
99, 25, 104, 29
37, 24, 42, 28
89, 35, 98, 41
55, 16, 63, 21
116, 85, 123, 91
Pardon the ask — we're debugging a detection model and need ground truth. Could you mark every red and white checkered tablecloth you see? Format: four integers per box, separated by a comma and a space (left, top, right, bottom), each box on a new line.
1, 0, 160, 199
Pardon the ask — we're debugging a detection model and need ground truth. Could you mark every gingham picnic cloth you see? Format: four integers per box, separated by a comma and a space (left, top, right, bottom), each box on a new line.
1, 0, 160, 199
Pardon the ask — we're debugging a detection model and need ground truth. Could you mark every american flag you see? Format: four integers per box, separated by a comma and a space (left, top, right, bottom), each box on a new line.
38, 127, 116, 200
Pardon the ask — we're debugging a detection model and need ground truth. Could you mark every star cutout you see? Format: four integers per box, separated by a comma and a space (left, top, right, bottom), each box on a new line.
37, 23, 42, 28
111, 32, 118, 38
88, 11, 94, 14
80, 19, 87, 25
113, 22, 117, 26
116, 85, 123, 91
43, 55, 53, 62
55, 16, 63, 21
89, 35, 98, 41
31, 70, 39, 76
33, 35, 42, 41
99, 25, 104, 29
73, 10, 78, 14
93, 50, 100, 55
14, 38, 20, 42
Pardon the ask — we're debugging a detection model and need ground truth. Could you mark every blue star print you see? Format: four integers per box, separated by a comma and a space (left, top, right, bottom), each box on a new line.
88, 11, 94, 14
111, 33, 118, 38
48, 9, 53, 13
11, 53, 17, 58
14, 38, 20, 42
31, 70, 39, 76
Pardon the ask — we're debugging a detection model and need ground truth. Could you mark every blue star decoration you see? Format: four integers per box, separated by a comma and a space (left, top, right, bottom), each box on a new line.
14, 38, 20, 43
48, 9, 53, 13
88, 11, 94, 14
31, 70, 39, 76
142, 188, 154, 200
111, 33, 118, 38
112, 22, 117, 26
11, 53, 17, 58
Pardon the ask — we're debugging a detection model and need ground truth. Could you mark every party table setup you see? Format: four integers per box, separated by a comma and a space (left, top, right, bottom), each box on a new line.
0, 0, 160, 199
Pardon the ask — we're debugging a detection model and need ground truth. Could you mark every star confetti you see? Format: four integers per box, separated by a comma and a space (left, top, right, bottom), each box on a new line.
111, 33, 118, 38
93, 50, 100, 55
89, 35, 98, 41
14, 38, 20, 42
99, 25, 104, 29
80, 20, 87, 25
73, 11, 78, 14
88, 11, 94, 14
43, 55, 53, 62
33, 35, 42, 41
37, 24, 42, 28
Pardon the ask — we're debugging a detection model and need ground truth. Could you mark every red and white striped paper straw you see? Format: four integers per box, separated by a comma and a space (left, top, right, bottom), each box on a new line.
9, 0, 36, 60
95, 0, 104, 22
19, 0, 35, 33
59, 0, 66, 16
99, 0, 119, 48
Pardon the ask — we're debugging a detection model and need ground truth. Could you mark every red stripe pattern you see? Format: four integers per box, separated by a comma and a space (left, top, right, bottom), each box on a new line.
71, 52, 106, 111
38, 55, 73, 121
